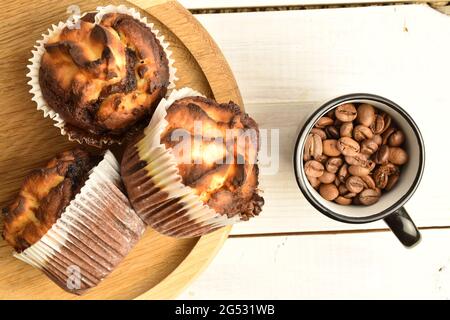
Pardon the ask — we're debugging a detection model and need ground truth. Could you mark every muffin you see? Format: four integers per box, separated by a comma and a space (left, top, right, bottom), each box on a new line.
2, 149, 145, 295
121, 88, 264, 237
28, 5, 176, 147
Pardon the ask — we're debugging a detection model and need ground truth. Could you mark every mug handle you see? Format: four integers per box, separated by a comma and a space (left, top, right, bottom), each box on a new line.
384, 207, 421, 248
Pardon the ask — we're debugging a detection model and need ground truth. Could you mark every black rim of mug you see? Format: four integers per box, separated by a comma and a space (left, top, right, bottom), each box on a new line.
293, 93, 426, 224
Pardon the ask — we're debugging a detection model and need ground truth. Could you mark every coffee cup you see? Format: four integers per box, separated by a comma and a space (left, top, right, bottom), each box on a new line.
294, 93, 425, 248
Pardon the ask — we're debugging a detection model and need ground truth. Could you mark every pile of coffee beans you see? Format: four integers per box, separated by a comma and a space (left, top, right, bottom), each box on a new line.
303, 103, 408, 206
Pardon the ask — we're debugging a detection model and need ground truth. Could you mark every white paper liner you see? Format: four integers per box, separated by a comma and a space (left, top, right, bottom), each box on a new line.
14, 150, 145, 295
26, 4, 178, 147
123, 88, 242, 238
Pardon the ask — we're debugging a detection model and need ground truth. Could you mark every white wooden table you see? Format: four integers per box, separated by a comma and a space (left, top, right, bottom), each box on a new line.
171, 0, 450, 299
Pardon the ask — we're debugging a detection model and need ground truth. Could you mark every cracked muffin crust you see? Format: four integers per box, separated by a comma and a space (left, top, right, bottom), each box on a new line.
39, 12, 170, 146
2, 149, 99, 252
161, 97, 264, 220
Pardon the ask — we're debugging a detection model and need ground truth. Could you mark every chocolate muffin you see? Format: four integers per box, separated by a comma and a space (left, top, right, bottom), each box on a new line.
38, 12, 170, 146
2, 149, 145, 294
121, 88, 264, 237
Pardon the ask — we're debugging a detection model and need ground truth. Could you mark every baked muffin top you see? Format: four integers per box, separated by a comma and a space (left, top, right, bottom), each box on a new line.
2, 149, 99, 252
161, 97, 264, 220
39, 12, 170, 146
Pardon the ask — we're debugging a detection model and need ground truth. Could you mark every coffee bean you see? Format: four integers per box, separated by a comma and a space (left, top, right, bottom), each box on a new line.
319, 171, 336, 184
335, 196, 352, 205
315, 117, 334, 128
348, 165, 371, 176
338, 184, 349, 195
385, 173, 400, 191
345, 176, 365, 193
388, 147, 408, 165
316, 154, 329, 165
358, 189, 381, 205
326, 157, 343, 173
388, 130, 405, 147
374, 167, 389, 189
371, 114, 385, 135
374, 145, 389, 164
353, 125, 373, 142
380, 112, 392, 133
311, 128, 327, 140
323, 139, 341, 157
307, 175, 321, 189
325, 126, 340, 139
364, 177, 377, 191
357, 104, 375, 127
361, 138, 379, 156
340, 122, 353, 137
337, 137, 360, 157
334, 177, 341, 187
382, 127, 395, 145
326, 109, 336, 119
343, 192, 357, 199
373, 134, 382, 146
319, 183, 339, 201
345, 153, 368, 166
338, 163, 349, 183
335, 103, 357, 122
304, 160, 324, 178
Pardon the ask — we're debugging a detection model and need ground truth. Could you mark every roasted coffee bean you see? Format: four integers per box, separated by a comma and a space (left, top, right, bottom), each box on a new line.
315, 117, 334, 128
319, 183, 339, 201
357, 104, 376, 127
334, 177, 341, 187
361, 138, 379, 155
361, 175, 376, 190
345, 176, 365, 194
307, 176, 321, 189
380, 112, 392, 133
334, 119, 343, 127
338, 184, 349, 195
358, 189, 381, 205
388, 147, 408, 165
338, 163, 349, 183
382, 127, 395, 145
374, 145, 389, 164
335, 196, 352, 205
348, 165, 371, 177
323, 139, 341, 157
326, 157, 343, 173
388, 130, 405, 147
340, 122, 353, 137
373, 134, 382, 146
316, 154, 329, 165
335, 103, 357, 122
385, 173, 400, 191
311, 128, 327, 140
353, 125, 373, 142
345, 153, 368, 166
304, 160, 324, 178
304, 133, 323, 161
343, 192, 357, 199
326, 109, 336, 119
371, 114, 385, 135
337, 137, 360, 157
319, 171, 336, 184
374, 167, 389, 189
325, 126, 340, 139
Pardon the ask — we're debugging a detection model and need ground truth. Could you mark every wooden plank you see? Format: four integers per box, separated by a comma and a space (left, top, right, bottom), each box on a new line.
188, 4, 450, 235
179, 229, 450, 299
177, 0, 444, 10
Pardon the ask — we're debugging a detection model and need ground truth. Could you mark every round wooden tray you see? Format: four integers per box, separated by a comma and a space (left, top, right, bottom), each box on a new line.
0, 0, 242, 299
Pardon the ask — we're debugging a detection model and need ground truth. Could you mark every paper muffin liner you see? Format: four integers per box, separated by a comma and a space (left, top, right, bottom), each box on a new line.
14, 150, 145, 295
26, 4, 178, 147
121, 88, 242, 238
